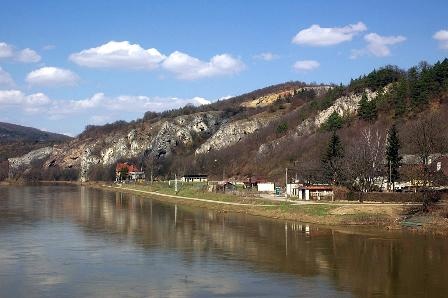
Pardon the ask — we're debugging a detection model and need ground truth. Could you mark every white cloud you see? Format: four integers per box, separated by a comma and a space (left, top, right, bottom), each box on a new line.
70, 40, 246, 80
0, 89, 219, 133
0, 88, 212, 116
69, 41, 166, 70
433, 29, 448, 49
192, 96, 211, 105
26, 67, 79, 87
364, 33, 406, 57
43, 44, 56, 50
162, 51, 245, 80
350, 33, 406, 59
0, 90, 51, 111
292, 22, 367, 46
253, 52, 279, 61
90, 115, 111, 125
25, 93, 51, 105
0, 90, 23, 105
0, 42, 41, 63
0, 42, 14, 58
0, 67, 15, 87
293, 60, 320, 72
16, 48, 41, 63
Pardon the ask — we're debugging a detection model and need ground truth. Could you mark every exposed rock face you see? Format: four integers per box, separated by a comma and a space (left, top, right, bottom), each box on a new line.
258, 89, 380, 156
8, 147, 53, 177
297, 89, 378, 135
7, 111, 224, 182
241, 85, 331, 108
195, 118, 269, 154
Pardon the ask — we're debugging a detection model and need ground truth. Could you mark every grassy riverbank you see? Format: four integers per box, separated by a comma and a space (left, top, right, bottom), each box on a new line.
90, 182, 406, 227
4, 180, 447, 233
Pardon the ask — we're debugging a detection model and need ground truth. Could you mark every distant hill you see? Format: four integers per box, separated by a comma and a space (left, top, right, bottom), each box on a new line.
0, 122, 72, 161
0, 122, 71, 143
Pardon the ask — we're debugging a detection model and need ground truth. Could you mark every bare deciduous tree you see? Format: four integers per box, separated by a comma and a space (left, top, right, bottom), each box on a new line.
344, 127, 386, 192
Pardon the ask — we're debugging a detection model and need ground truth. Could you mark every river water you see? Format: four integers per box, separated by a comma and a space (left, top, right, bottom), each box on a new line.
0, 185, 446, 297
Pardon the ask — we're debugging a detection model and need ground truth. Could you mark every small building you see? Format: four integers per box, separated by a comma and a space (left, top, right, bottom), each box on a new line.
287, 183, 301, 196
298, 185, 333, 201
181, 174, 208, 183
116, 162, 145, 181
216, 180, 237, 192
244, 176, 267, 188
257, 182, 275, 193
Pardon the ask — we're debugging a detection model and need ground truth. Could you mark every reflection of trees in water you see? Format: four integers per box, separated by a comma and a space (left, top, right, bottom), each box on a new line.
3, 186, 446, 297
0, 185, 81, 226
73, 187, 448, 297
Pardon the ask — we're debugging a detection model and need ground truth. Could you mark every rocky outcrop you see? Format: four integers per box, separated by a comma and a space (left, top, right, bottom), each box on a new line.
195, 118, 269, 154
79, 112, 223, 181
258, 89, 381, 156
8, 146, 53, 177
297, 89, 378, 136
241, 85, 331, 108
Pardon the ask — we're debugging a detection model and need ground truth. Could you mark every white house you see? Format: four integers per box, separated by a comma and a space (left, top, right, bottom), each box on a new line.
286, 183, 301, 196
181, 174, 208, 182
257, 182, 275, 193
298, 185, 333, 201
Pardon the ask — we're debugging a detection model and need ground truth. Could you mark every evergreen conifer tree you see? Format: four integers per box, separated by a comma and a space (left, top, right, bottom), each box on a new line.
385, 124, 402, 190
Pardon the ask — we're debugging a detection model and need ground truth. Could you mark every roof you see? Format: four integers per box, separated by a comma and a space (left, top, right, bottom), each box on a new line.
304, 185, 333, 191
116, 162, 140, 173
182, 174, 208, 178
245, 176, 267, 183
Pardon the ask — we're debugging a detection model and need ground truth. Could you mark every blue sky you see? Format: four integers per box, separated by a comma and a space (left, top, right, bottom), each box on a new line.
0, 0, 447, 136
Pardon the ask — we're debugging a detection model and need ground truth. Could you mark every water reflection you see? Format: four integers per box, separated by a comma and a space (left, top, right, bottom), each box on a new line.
0, 185, 446, 297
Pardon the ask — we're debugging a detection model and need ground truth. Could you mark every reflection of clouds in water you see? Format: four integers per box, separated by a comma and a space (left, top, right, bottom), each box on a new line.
0, 227, 67, 289
37, 275, 65, 286
0, 248, 16, 266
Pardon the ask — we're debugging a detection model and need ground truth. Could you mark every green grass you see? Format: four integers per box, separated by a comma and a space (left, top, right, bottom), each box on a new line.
120, 182, 281, 205
301, 205, 337, 216
263, 203, 337, 216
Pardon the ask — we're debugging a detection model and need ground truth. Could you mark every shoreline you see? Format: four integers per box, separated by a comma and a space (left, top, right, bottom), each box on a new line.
87, 182, 408, 228
3, 180, 448, 234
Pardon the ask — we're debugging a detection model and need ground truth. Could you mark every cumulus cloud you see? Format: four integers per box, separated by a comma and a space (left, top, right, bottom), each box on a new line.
0, 42, 41, 63
0, 42, 14, 58
364, 33, 406, 57
293, 60, 320, 72
0, 88, 212, 117
26, 67, 79, 87
0, 90, 50, 113
433, 30, 448, 49
162, 51, 245, 80
56, 93, 211, 114
350, 33, 406, 59
16, 48, 41, 63
69, 41, 166, 70
253, 52, 279, 61
0, 67, 15, 87
292, 22, 367, 46
0, 88, 218, 134
70, 40, 246, 80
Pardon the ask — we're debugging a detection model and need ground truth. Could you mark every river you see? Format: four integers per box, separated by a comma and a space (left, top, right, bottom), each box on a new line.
0, 185, 446, 297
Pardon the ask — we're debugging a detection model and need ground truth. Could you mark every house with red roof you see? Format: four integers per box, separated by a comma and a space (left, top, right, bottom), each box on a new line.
115, 162, 145, 181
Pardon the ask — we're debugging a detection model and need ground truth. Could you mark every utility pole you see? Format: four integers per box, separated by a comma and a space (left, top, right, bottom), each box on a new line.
285, 167, 288, 201
389, 162, 392, 192
175, 173, 178, 193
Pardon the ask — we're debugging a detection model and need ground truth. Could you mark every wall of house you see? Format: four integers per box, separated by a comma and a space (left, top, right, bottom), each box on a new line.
257, 183, 275, 192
